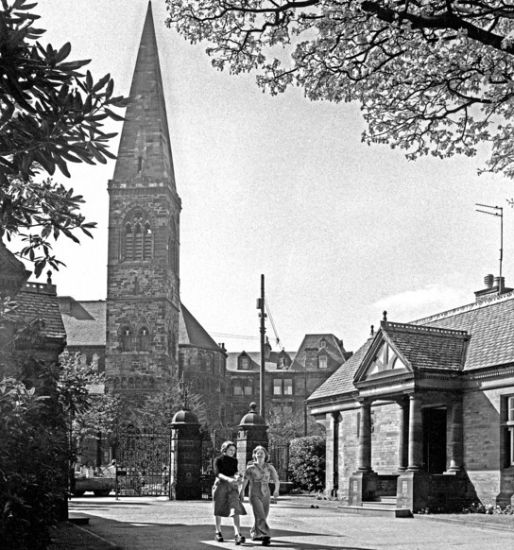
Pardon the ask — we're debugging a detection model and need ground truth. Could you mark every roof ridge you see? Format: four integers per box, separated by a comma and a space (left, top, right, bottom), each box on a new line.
385, 321, 468, 337
412, 290, 514, 324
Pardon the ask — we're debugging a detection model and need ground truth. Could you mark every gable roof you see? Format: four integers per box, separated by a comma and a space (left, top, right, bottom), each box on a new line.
178, 304, 220, 351
308, 339, 372, 401
58, 298, 106, 347
308, 291, 514, 402
290, 333, 347, 369
381, 322, 467, 372
16, 283, 66, 342
414, 292, 514, 371
59, 298, 220, 351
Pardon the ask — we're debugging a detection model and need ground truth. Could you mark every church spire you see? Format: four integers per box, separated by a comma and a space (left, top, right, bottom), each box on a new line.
112, 2, 176, 189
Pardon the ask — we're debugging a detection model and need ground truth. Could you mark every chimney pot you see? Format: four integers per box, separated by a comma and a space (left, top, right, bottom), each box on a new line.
484, 274, 494, 288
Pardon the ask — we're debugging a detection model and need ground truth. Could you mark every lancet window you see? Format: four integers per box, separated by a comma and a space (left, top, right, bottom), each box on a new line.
123, 210, 153, 261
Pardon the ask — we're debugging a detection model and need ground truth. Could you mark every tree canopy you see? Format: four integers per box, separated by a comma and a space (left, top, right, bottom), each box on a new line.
166, 1, 514, 177
0, 0, 126, 275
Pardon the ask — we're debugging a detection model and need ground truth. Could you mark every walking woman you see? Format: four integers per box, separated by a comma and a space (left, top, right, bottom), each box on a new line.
212, 440, 246, 544
241, 446, 280, 546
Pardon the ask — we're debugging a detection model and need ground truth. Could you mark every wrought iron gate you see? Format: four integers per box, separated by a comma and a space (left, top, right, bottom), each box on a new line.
114, 426, 172, 497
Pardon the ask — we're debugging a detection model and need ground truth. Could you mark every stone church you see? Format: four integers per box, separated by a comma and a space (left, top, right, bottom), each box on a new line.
308, 275, 514, 511
58, 4, 228, 431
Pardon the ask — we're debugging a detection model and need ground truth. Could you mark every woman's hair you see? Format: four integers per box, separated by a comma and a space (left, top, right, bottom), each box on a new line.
252, 445, 269, 461
220, 440, 236, 454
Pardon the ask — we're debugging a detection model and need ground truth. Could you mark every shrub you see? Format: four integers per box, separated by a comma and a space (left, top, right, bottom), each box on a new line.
0, 375, 68, 550
288, 436, 325, 492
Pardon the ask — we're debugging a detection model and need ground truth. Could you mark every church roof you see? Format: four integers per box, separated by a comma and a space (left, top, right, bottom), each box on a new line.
111, 2, 176, 189
58, 298, 106, 347
178, 304, 221, 351
309, 291, 514, 402
58, 298, 220, 351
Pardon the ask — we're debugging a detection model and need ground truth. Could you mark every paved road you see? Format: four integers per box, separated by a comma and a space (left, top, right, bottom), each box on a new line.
70, 495, 514, 550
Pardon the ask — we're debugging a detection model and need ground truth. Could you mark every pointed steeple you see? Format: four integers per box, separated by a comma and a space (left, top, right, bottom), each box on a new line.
112, 2, 176, 189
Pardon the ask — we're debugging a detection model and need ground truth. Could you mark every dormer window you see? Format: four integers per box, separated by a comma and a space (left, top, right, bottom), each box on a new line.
318, 354, 328, 369
320, 338, 327, 349
240, 356, 250, 370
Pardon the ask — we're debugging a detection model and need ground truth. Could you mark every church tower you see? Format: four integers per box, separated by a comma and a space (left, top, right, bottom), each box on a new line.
105, 3, 181, 398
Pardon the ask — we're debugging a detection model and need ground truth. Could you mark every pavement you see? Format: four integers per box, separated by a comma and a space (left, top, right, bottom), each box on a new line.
56, 495, 514, 550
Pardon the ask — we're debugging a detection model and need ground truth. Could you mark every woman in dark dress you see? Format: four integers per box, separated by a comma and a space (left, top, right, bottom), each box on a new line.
212, 440, 246, 544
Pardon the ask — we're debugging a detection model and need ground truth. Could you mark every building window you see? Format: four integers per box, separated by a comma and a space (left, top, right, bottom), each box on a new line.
243, 380, 253, 395
120, 326, 132, 351
506, 396, 514, 467
320, 338, 327, 349
240, 356, 250, 370
233, 381, 243, 396
318, 354, 328, 369
137, 326, 151, 351
122, 210, 152, 261
273, 378, 293, 396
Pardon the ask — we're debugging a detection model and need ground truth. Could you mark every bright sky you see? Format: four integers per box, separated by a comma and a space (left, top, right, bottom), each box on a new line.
34, 0, 514, 354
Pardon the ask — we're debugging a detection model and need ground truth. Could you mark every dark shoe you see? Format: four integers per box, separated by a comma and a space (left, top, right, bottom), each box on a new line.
215, 532, 224, 542
262, 536, 271, 546
235, 534, 245, 545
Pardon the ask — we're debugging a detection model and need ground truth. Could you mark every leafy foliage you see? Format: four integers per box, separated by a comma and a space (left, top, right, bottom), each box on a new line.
166, 1, 514, 177
288, 435, 325, 492
0, 0, 127, 275
58, 352, 122, 462
267, 404, 324, 445
0, 0, 126, 181
0, 375, 67, 550
136, 378, 208, 431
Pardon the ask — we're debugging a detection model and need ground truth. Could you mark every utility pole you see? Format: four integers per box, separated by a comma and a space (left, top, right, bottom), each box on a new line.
257, 274, 266, 418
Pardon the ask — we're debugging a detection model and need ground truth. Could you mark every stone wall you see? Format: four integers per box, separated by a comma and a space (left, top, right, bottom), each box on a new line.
463, 386, 509, 505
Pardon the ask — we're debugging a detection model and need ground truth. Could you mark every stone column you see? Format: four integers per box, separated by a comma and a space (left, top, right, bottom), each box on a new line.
407, 394, 423, 471
447, 397, 463, 472
398, 398, 409, 471
358, 400, 372, 472
237, 403, 268, 475
170, 408, 202, 500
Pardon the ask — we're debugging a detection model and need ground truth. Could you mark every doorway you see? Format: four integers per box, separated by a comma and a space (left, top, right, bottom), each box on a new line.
422, 408, 447, 473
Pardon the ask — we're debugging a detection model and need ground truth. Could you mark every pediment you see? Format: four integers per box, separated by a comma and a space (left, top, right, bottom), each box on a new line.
354, 332, 411, 384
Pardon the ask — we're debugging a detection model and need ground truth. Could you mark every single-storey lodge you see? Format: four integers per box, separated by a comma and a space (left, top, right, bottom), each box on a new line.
308, 274, 514, 512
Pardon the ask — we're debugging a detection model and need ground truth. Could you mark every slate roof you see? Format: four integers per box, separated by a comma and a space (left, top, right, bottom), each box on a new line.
16, 283, 66, 341
415, 291, 514, 371
59, 298, 220, 351
178, 304, 220, 351
58, 298, 106, 346
308, 339, 373, 401
308, 291, 514, 402
381, 322, 468, 372
290, 333, 347, 370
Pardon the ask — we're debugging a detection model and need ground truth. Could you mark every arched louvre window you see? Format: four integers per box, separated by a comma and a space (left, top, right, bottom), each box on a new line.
137, 326, 151, 351
143, 223, 152, 260
134, 223, 143, 259
125, 223, 134, 261
122, 211, 153, 261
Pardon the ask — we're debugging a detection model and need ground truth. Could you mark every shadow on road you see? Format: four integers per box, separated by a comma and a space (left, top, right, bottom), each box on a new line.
81, 515, 376, 550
